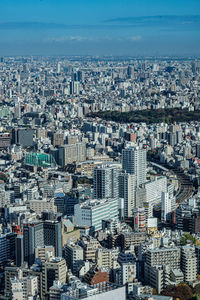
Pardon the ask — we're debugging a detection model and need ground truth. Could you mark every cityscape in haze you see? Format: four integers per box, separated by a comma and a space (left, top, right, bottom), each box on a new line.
0, 1, 200, 300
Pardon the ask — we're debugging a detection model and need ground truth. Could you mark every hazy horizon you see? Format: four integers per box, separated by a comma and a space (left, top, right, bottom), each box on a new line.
0, 0, 200, 56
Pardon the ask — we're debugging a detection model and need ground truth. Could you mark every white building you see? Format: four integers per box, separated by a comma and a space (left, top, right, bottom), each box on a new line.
10, 274, 38, 300
161, 192, 171, 222
74, 198, 119, 232
122, 146, 146, 187
143, 176, 167, 206
64, 243, 84, 275
119, 171, 136, 218
181, 246, 197, 283
119, 262, 137, 285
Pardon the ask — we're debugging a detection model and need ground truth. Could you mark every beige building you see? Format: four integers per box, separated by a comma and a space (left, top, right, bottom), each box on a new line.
96, 248, 120, 269
79, 237, 102, 262
42, 257, 67, 299
35, 246, 55, 264
10, 271, 38, 300
58, 142, 86, 167
29, 198, 57, 216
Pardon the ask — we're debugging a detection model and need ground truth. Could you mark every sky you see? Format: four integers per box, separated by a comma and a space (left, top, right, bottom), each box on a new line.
0, 0, 200, 56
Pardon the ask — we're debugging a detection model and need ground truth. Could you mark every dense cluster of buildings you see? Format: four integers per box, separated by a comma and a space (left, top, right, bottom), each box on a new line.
0, 56, 200, 299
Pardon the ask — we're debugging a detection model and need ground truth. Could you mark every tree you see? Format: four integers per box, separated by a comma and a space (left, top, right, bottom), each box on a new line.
162, 284, 193, 300
193, 283, 200, 296
180, 233, 196, 245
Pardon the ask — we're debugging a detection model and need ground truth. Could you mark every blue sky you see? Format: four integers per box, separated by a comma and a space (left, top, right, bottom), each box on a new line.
0, 0, 200, 56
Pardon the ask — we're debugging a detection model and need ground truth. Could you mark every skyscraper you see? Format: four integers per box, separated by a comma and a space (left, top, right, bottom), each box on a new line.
23, 220, 62, 266
93, 164, 119, 199
122, 147, 146, 187
118, 171, 136, 218
161, 192, 172, 222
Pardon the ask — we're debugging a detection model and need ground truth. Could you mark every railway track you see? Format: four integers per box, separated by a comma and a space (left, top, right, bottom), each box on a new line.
150, 160, 194, 205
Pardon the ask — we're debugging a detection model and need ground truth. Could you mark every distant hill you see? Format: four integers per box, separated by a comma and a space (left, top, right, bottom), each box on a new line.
88, 108, 200, 124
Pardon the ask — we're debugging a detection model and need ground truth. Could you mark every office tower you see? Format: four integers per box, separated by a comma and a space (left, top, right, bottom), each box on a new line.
0, 234, 8, 263
161, 192, 172, 222
14, 184, 23, 198
64, 243, 84, 275
66, 135, 78, 144
192, 60, 200, 73
74, 198, 118, 232
54, 191, 66, 214
15, 235, 24, 267
122, 147, 146, 187
93, 164, 119, 199
12, 128, 34, 147
23, 220, 62, 266
70, 81, 80, 95
77, 70, 84, 82
119, 171, 136, 217
42, 257, 67, 299
133, 207, 146, 232
127, 66, 134, 78
168, 132, 177, 146
181, 246, 197, 283
14, 100, 21, 119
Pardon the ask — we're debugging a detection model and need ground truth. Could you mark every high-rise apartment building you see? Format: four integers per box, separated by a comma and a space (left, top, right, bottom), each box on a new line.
64, 243, 84, 275
122, 147, 146, 187
119, 171, 136, 217
181, 246, 197, 283
94, 164, 119, 199
161, 192, 172, 222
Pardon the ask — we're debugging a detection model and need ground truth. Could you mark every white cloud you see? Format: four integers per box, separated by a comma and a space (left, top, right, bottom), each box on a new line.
44, 36, 88, 43
128, 35, 142, 41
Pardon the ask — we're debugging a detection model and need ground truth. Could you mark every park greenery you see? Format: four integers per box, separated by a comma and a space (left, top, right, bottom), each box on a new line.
89, 108, 200, 124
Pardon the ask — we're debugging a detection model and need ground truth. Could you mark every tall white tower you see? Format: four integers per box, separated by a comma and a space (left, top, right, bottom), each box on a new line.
122, 146, 146, 187
119, 171, 136, 218
161, 192, 171, 222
